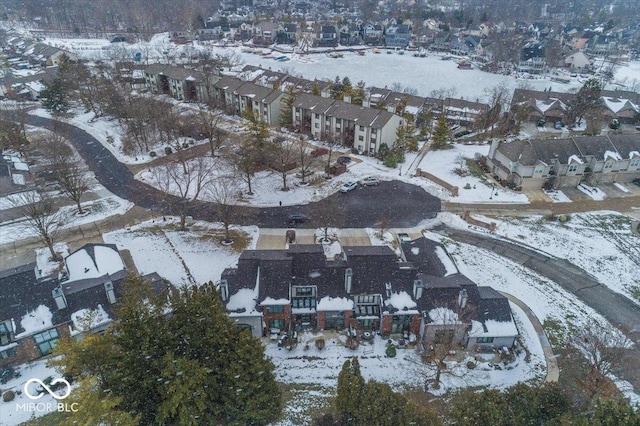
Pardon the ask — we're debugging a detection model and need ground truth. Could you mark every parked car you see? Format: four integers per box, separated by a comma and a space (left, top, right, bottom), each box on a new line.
294, 169, 315, 178
359, 176, 380, 186
397, 233, 411, 243
310, 148, 329, 157
631, 178, 640, 188
537, 119, 546, 127
287, 212, 309, 223
337, 156, 352, 165
554, 121, 564, 130
339, 181, 358, 193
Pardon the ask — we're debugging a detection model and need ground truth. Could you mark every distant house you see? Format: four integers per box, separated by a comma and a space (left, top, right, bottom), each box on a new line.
363, 23, 384, 45
0, 244, 169, 367
317, 25, 338, 47
385, 24, 412, 48
23, 43, 77, 67
564, 51, 591, 72
220, 238, 517, 350
144, 64, 219, 103
254, 21, 279, 45
0, 68, 57, 100
486, 135, 640, 189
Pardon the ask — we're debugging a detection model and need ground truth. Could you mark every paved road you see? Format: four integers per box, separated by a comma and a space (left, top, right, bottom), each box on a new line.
443, 226, 640, 389
21, 115, 441, 228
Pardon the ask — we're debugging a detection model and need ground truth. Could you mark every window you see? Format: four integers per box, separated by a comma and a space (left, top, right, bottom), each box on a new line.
266, 305, 284, 314
568, 164, 578, 173
315, 113, 320, 119
0, 321, 14, 345
630, 159, 639, 168
359, 125, 365, 131
292, 298, 316, 309
324, 311, 345, 329
314, 123, 319, 129
269, 319, 285, 330
604, 162, 613, 170
359, 318, 375, 328
535, 167, 544, 174
295, 287, 315, 296
358, 135, 364, 141
33, 328, 60, 356
356, 295, 377, 304
0, 347, 16, 360
371, 128, 377, 135
476, 337, 494, 344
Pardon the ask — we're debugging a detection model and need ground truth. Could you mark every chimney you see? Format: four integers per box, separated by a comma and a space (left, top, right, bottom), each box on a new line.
104, 281, 117, 304
386, 104, 395, 113
413, 279, 424, 300
52, 287, 67, 310
344, 268, 353, 293
219, 279, 229, 302
458, 289, 468, 309
362, 99, 370, 107
343, 94, 352, 103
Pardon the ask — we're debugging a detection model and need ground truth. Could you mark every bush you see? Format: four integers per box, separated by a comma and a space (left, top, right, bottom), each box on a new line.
386, 344, 397, 357
149, 151, 157, 157
2, 390, 15, 402
164, 146, 173, 155
315, 339, 325, 350
466, 361, 476, 369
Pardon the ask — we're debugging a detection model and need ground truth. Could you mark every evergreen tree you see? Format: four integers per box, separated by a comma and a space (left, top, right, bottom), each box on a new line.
312, 82, 321, 96
336, 358, 365, 423
395, 121, 419, 152
431, 114, 451, 150
353, 81, 367, 105
591, 399, 640, 426
280, 85, 299, 128
41, 76, 71, 116
53, 276, 282, 426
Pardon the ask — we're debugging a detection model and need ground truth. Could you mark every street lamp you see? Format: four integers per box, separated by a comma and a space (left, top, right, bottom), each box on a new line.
490, 183, 495, 200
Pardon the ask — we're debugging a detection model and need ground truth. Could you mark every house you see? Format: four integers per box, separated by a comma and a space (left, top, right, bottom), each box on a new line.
363, 23, 384, 45
23, 43, 77, 67
564, 51, 591, 72
254, 21, 279, 45
0, 244, 169, 367
213, 76, 283, 125
220, 238, 517, 350
144, 64, 219, 103
0, 68, 57, 100
442, 98, 489, 127
292, 93, 404, 155
385, 24, 412, 48
316, 25, 338, 47
486, 135, 640, 189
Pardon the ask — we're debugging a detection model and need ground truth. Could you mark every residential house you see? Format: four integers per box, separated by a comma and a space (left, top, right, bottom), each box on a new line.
254, 21, 279, 45
442, 98, 489, 127
0, 68, 57, 100
0, 244, 168, 367
144, 65, 216, 103
486, 135, 640, 189
292, 93, 404, 155
363, 23, 384, 45
317, 25, 338, 47
277, 23, 298, 44
586, 34, 618, 56
214, 76, 283, 124
601, 92, 640, 124
23, 43, 77, 67
564, 51, 591, 72
220, 237, 517, 350
385, 24, 412, 48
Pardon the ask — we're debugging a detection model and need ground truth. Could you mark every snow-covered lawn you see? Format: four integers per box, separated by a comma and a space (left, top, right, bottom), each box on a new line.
0, 358, 69, 426
417, 143, 530, 204
543, 189, 572, 203
0, 195, 133, 245
457, 211, 640, 304
103, 219, 258, 287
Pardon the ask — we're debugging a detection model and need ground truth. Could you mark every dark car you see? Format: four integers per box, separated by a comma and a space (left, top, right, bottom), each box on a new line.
631, 178, 640, 188
287, 212, 309, 223
337, 156, 352, 165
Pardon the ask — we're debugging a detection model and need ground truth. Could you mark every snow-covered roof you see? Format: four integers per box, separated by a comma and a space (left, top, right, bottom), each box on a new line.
568, 154, 583, 164
435, 246, 457, 276
604, 150, 622, 161
261, 297, 290, 305
13, 161, 29, 171
428, 307, 461, 325
470, 319, 518, 338
70, 304, 110, 334
317, 296, 353, 311
601, 96, 635, 114
65, 245, 125, 283
629, 151, 640, 159
227, 288, 258, 313
16, 305, 53, 338
384, 291, 417, 310
12, 174, 25, 185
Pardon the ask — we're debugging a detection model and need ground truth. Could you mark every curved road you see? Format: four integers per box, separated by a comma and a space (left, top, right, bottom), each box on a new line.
22, 115, 441, 228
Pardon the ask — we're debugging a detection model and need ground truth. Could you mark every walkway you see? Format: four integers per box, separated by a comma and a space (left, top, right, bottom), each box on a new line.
499, 291, 559, 382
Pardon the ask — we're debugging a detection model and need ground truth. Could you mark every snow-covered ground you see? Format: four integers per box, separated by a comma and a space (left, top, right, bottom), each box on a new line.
445, 211, 640, 304
38, 33, 594, 102
103, 219, 258, 287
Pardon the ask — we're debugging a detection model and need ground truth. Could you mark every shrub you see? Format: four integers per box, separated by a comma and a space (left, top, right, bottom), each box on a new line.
149, 151, 157, 157
386, 344, 396, 357
164, 146, 173, 155
466, 361, 476, 369
2, 390, 15, 402
315, 339, 325, 350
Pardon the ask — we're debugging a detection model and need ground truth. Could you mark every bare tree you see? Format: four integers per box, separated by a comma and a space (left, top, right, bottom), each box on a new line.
11, 190, 67, 261
268, 136, 297, 191
570, 319, 632, 401
0, 104, 30, 154
38, 134, 91, 214
207, 175, 248, 244
296, 136, 316, 184
476, 82, 511, 136
194, 104, 227, 157
152, 157, 213, 231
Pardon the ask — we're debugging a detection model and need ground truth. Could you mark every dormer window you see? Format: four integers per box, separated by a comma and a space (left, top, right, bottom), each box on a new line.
0, 320, 14, 345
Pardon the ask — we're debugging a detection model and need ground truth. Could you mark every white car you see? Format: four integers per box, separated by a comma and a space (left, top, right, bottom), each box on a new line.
359, 176, 380, 186
339, 182, 358, 193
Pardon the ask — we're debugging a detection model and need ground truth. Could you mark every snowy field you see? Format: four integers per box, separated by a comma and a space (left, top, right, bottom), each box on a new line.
103, 219, 258, 286
37, 32, 621, 102
457, 211, 640, 304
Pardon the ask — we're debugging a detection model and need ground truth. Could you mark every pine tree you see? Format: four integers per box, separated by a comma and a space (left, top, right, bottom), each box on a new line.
395, 121, 418, 152
53, 276, 282, 426
431, 114, 451, 150
41, 77, 71, 116
280, 85, 298, 128
336, 358, 365, 423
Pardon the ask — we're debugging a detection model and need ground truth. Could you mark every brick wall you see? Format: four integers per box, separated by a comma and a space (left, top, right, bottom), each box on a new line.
415, 168, 459, 196
262, 305, 291, 334
0, 324, 70, 368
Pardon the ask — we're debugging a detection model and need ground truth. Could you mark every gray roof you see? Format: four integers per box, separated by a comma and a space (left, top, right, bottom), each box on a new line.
325, 100, 384, 126
573, 135, 617, 161
293, 93, 335, 113
215, 75, 245, 92
608, 134, 640, 159
497, 138, 583, 165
